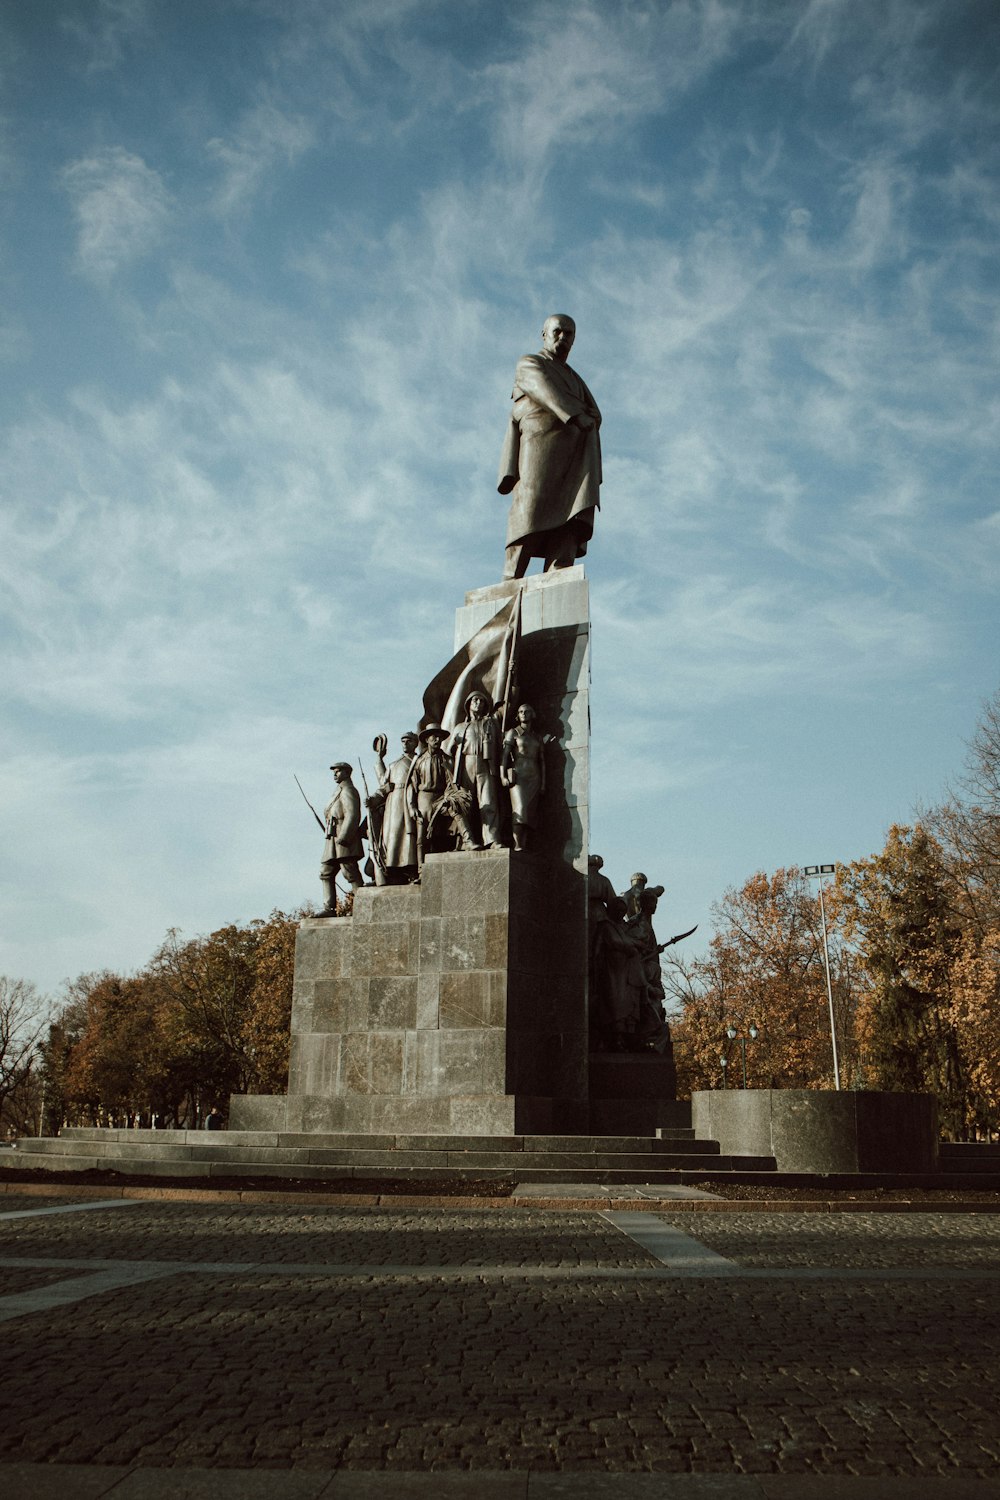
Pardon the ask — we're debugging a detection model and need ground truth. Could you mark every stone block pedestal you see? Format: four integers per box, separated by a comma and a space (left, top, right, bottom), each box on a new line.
232, 847, 588, 1136
691, 1089, 939, 1173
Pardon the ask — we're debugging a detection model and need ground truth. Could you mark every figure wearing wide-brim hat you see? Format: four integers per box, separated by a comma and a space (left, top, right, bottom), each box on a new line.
318, 761, 364, 912
406, 725, 477, 862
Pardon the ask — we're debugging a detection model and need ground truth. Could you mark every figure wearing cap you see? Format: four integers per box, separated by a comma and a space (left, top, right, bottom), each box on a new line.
319, 762, 364, 912
446, 689, 503, 849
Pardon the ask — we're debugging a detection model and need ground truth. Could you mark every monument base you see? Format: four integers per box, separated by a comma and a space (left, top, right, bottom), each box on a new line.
587, 1054, 679, 1135
691, 1089, 939, 1174
232, 847, 588, 1136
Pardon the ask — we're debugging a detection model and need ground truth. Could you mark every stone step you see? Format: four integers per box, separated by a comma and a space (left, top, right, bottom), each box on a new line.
45, 1129, 707, 1154
2, 1150, 777, 1183
12, 1139, 726, 1172
937, 1144, 1000, 1171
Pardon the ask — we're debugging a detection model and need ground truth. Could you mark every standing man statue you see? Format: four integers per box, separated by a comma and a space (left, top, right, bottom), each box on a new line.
371, 731, 420, 884
497, 313, 602, 580
319, 762, 365, 913
405, 724, 479, 864
447, 690, 503, 849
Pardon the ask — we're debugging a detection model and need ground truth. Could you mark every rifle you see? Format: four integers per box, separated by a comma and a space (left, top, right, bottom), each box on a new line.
294, 774, 325, 833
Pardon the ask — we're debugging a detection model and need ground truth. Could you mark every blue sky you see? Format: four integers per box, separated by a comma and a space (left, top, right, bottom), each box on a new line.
1, 0, 998, 997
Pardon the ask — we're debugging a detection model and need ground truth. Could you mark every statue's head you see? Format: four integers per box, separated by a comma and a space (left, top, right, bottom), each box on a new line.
516, 703, 536, 726
330, 762, 353, 782
465, 690, 490, 719
640, 885, 665, 915
401, 732, 419, 752
542, 314, 575, 362
419, 724, 446, 750
630, 872, 647, 888
588, 854, 604, 870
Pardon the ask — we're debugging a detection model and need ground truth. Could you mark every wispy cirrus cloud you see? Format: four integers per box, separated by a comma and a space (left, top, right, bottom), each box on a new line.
62, 0, 153, 73
61, 146, 171, 281
207, 101, 315, 215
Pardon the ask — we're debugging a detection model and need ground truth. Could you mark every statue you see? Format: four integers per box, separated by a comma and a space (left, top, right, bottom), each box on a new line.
405, 724, 478, 864
501, 703, 547, 851
319, 762, 365, 912
622, 872, 648, 922
497, 314, 602, 579
588, 857, 678, 1054
446, 691, 503, 849
369, 732, 419, 884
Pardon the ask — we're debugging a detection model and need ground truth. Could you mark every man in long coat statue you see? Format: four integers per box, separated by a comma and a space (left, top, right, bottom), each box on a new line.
497, 313, 602, 580
319, 762, 365, 913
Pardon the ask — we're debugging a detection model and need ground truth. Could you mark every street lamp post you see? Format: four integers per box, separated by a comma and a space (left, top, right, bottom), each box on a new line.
719, 1055, 729, 1089
725, 1024, 759, 1089
805, 863, 841, 1091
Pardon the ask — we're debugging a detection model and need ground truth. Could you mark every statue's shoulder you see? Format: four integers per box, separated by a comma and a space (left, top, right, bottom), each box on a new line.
515, 351, 546, 374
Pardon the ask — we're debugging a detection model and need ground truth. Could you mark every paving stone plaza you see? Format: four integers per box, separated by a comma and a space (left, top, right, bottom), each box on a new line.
2, 1191, 1000, 1496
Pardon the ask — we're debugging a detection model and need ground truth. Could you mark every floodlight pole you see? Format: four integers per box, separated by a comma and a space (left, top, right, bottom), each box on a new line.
806, 864, 841, 1091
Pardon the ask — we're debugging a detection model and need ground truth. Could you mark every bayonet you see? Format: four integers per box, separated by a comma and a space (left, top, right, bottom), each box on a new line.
294, 774, 325, 833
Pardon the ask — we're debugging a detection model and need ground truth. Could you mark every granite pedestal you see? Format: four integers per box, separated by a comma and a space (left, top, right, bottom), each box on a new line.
232, 847, 589, 1135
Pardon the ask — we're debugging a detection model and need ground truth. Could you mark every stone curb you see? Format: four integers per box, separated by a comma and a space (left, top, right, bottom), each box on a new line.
3, 1180, 1000, 1212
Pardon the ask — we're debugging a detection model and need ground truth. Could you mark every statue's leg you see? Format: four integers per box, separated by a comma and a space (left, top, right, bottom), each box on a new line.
503, 542, 529, 580
478, 772, 502, 848
543, 522, 579, 571
319, 862, 337, 914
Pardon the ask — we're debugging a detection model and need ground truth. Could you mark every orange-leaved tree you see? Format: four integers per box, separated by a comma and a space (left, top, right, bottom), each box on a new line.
668, 866, 854, 1096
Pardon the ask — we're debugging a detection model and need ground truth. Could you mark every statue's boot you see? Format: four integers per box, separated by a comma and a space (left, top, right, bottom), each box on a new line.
319, 877, 337, 915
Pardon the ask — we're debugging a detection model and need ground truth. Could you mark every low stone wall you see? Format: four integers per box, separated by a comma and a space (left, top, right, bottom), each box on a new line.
691, 1089, 939, 1174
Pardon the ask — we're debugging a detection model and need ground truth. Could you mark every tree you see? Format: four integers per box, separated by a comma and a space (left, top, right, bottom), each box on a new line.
838, 825, 969, 1131
927, 688, 1000, 939
0, 976, 48, 1139
668, 867, 854, 1096
60, 971, 177, 1127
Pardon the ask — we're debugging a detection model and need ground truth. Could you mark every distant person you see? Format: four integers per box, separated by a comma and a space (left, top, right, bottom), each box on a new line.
205, 1107, 225, 1131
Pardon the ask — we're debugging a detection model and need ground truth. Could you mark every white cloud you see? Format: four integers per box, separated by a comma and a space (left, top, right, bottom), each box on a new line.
61, 146, 171, 281
62, 0, 153, 73
207, 101, 315, 215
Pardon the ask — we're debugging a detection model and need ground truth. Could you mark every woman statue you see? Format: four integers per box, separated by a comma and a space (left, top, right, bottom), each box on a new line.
501, 703, 547, 851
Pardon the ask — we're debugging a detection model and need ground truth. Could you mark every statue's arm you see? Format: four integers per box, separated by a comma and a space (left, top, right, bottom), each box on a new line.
500, 728, 516, 786
514, 356, 585, 426
341, 787, 362, 846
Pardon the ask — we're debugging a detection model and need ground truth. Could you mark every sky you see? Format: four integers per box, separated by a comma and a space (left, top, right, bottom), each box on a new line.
1, 0, 998, 999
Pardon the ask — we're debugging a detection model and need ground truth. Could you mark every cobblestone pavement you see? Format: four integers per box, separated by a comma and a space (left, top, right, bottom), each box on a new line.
1, 1199, 999, 1496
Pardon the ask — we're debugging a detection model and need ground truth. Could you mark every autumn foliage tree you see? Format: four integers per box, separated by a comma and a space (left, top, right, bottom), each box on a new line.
668, 867, 854, 1096
35, 909, 301, 1131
